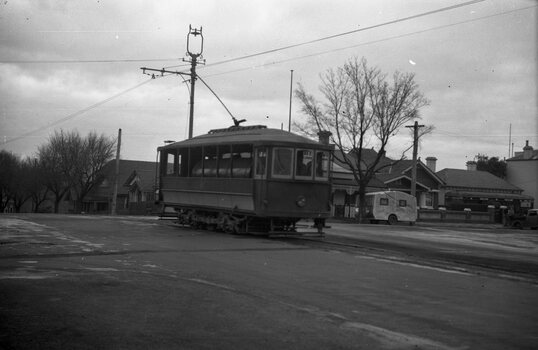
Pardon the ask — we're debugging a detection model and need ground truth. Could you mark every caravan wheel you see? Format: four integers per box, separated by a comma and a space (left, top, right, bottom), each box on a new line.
387, 214, 398, 225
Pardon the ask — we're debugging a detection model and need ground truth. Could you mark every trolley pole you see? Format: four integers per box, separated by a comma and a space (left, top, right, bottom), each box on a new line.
139, 25, 204, 139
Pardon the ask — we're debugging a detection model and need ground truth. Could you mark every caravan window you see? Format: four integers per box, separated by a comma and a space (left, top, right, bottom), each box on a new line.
380, 198, 389, 206
399, 200, 407, 207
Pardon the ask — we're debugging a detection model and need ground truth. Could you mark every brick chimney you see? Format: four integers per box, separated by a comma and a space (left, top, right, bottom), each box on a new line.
317, 130, 332, 146
523, 140, 534, 159
425, 156, 437, 172
466, 160, 477, 171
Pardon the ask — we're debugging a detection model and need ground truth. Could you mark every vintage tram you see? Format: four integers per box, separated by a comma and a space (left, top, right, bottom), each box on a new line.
156, 125, 333, 235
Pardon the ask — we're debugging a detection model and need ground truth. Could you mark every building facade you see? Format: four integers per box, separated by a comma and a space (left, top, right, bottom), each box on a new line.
506, 141, 537, 209
83, 160, 158, 215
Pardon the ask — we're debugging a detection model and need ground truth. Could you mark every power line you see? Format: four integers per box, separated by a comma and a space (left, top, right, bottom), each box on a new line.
165, 0, 485, 70
2, 78, 154, 145
201, 4, 537, 78
1, 58, 187, 64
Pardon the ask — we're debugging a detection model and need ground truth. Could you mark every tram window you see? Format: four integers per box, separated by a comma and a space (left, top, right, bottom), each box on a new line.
255, 147, 267, 178
272, 148, 293, 178
218, 145, 231, 177
315, 151, 329, 180
162, 150, 176, 176
203, 146, 218, 177
295, 149, 313, 179
178, 149, 188, 176
231, 144, 252, 178
190, 147, 203, 177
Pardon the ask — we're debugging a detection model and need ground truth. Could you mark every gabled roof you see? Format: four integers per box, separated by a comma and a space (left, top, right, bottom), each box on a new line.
376, 159, 444, 185
91, 160, 157, 197
332, 148, 392, 172
436, 168, 521, 191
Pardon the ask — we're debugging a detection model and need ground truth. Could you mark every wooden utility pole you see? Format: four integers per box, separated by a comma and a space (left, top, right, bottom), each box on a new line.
288, 69, 294, 132
111, 128, 121, 215
406, 121, 424, 199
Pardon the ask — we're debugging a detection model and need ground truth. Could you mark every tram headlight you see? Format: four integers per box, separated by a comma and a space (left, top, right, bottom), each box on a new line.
296, 195, 306, 208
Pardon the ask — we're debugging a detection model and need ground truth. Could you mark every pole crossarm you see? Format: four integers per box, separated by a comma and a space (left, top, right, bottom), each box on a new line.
140, 67, 190, 77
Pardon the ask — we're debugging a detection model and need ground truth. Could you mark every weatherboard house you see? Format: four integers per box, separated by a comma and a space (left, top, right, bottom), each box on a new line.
82, 159, 158, 215
330, 149, 444, 218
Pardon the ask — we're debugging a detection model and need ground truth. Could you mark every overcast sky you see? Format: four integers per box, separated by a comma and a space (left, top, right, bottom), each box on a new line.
1, 0, 536, 171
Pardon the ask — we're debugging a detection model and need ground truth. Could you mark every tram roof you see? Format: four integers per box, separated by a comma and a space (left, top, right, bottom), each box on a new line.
158, 125, 332, 150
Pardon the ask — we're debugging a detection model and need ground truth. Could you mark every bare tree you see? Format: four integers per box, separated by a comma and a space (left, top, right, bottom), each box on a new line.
295, 57, 430, 221
38, 130, 79, 213
38, 130, 115, 213
0, 150, 19, 212
70, 131, 116, 213
22, 157, 51, 213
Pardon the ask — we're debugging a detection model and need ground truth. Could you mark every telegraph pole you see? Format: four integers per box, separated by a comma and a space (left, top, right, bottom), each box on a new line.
185, 25, 204, 139
111, 128, 121, 216
406, 121, 424, 199
288, 69, 294, 132
140, 25, 204, 139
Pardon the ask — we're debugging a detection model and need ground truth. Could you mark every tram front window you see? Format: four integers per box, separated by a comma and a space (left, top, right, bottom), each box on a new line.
295, 149, 313, 178
272, 148, 293, 178
315, 151, 329, 180
255, 148, 267, 178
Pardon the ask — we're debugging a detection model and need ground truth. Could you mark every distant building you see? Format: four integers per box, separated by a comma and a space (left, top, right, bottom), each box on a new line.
83, 159, 158, 215
436, 160, 531, 212
506, 140, 538, 209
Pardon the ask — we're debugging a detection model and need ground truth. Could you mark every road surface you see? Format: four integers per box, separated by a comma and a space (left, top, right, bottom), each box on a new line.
1, 214, 537, 349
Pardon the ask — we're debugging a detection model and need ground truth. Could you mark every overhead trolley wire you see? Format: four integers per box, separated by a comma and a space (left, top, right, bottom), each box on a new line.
165, 0, 486, 70
0, 58, 187, 65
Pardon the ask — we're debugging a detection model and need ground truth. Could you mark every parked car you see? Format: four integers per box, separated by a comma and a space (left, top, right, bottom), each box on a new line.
510, 209, 538, 230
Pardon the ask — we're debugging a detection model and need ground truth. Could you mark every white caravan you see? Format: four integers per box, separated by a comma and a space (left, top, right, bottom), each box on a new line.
365, 191, 417, 225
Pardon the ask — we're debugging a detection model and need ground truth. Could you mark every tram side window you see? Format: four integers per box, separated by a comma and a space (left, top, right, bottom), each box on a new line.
231, 144, 252, 178
203, 146, 218, 177
162, 150, 177, 176
315, 151, 329, 180
218, 145, 231, 177
272, 148, 293, 178
255, 147, 267, 178
190, 147, 203, 177
178, 148, 188, 176
295, 149, 313, 179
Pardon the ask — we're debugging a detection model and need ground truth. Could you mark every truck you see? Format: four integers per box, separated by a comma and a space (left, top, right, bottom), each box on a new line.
509, 209, 538, 230
364, 191, 417, 225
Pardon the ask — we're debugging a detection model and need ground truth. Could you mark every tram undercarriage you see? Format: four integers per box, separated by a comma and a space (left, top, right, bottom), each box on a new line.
172, 208, 325, 236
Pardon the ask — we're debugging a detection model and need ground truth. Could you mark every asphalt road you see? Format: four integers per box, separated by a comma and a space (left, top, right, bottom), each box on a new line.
1, 214, 537, 349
